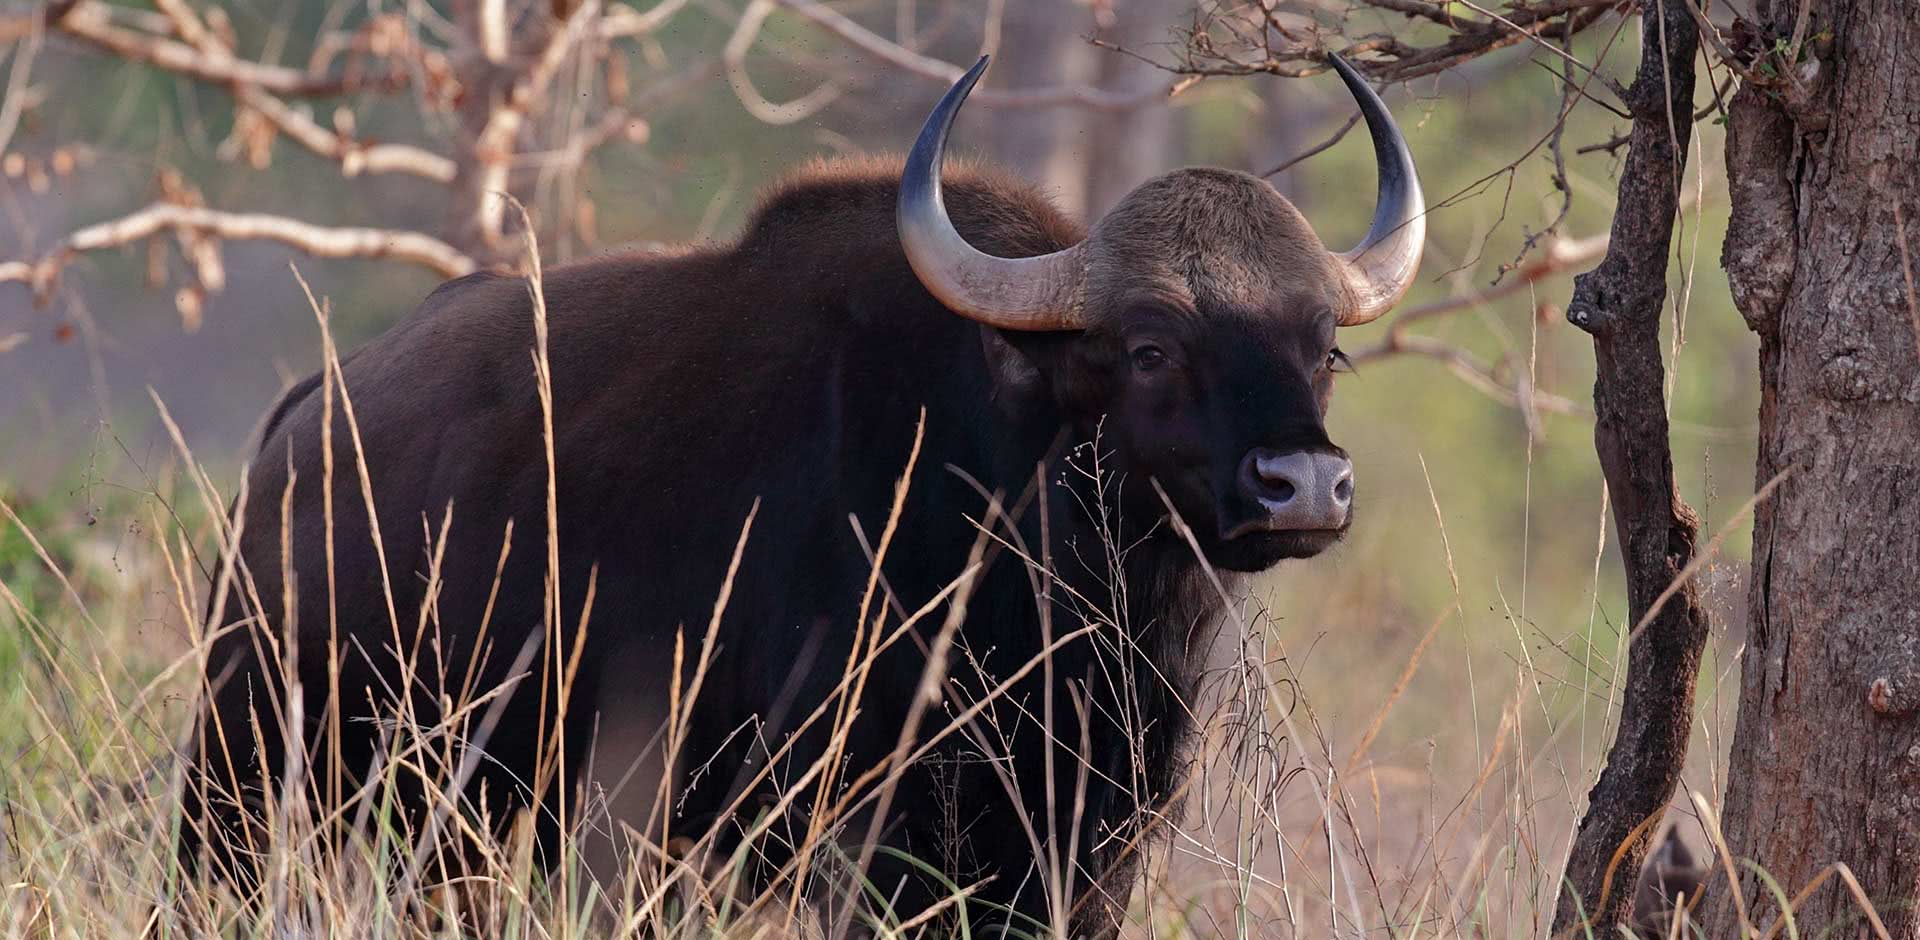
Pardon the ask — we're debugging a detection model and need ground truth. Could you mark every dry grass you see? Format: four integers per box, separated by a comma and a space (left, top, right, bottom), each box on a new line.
0, 259, 1890, 940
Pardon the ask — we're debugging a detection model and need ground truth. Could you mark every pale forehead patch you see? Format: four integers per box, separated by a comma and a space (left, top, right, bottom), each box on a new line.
1080, 167, 1345, 321
1186, 249, 1280, 312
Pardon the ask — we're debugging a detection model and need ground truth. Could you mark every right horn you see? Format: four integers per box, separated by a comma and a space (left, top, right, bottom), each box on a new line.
1325, 54, 1426, 327
897, 56, 1088, 331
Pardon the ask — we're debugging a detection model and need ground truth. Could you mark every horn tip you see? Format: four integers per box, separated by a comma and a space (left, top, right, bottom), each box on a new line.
1324, 51, 1367, 92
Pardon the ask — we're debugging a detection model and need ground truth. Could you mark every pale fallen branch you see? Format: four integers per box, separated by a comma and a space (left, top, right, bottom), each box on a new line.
0, 203, 477, 303
1369, 331, 1585, 416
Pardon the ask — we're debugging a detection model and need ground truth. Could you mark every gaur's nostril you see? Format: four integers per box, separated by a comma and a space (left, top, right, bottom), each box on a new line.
1265, 478, 1297, 503
1334, 475, 1353, 503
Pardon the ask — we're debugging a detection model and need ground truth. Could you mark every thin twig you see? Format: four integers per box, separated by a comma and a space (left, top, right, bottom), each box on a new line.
772, 0, 1170, 109
1261, 111, 1360, 179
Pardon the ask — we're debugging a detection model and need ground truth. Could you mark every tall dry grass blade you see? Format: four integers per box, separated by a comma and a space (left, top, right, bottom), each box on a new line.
1689, 790, 1753, 937
1342, 607, 1448, 777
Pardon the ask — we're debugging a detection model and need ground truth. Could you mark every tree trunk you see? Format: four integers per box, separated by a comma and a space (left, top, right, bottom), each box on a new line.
1550, 0, 1708, 934
1084, 0, 1182, 217
988, 0, 1098, 219
1717, 0, 1920, 934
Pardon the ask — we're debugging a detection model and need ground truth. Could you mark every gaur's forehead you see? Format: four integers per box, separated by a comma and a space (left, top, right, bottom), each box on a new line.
1082, 167, 1349, 321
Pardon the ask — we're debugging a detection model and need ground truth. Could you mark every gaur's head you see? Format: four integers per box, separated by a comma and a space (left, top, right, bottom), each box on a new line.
898, 56, 1425, 572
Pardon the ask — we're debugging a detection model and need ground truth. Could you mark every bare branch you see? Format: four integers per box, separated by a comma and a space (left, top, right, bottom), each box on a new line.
725, 0, 845, 125
1399, 234, 1609, 329
1163, 0, 1624, 85
133, 0, 456, 183
40, 1, 408, 97
770, 0, 1170, 109
1346, 234, 1606, 426
461, 0, 606, 253
150, 0, 218, 52
598, 0, 692, 39
513, 105, 646, 174
1364, 0, 1473, 29
1, 203, 477, 303
1260, 111, 1360, 179
1360, 331, 1587, 419
1452, 0, 1632, 101
479, 0, 510, 64
237, 88, 457, 181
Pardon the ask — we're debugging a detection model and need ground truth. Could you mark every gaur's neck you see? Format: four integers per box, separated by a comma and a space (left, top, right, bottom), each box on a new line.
1034, 451, 1235, 684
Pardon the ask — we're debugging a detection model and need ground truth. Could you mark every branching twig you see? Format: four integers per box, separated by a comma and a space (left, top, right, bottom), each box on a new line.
1260, 111, 1360, 179
1160, 0, 1624, 84
770, 0, 1170, 109
1406, 234, 1610, 328
1349, 234, 1607, 425
234, 87, 457, 181
459, 0, 605, 252
138, 0, 457, 183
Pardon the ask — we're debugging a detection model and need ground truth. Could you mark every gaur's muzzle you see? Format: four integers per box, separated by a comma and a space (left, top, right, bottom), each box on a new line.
1238, 449, 1354, 532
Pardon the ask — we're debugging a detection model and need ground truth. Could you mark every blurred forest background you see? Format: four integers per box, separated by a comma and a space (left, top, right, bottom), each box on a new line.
0, 0, 1760, 934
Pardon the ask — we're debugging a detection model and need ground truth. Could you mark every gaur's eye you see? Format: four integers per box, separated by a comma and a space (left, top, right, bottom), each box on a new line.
1326, 348, 1355, 373
1131, 344, 1169, 372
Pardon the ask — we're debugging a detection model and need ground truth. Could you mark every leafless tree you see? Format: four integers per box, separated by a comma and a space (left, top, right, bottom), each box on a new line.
0, 0, 1167, 312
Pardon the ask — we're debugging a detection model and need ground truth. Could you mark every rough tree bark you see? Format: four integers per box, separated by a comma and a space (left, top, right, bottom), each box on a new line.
1551, 0, 1709, 934
1715, 0, 1920, 934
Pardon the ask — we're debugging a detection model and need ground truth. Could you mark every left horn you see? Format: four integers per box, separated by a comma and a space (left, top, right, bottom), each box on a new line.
897, 56, 1087, 331
1325, 54, 1426, 327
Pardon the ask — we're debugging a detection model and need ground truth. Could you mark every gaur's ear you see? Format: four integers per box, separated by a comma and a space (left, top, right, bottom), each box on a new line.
979, 325, 1047, 414
983, 327, 1112, 422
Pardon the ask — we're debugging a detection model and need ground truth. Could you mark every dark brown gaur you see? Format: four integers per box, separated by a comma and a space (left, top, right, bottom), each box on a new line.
181, 53, 1428, 939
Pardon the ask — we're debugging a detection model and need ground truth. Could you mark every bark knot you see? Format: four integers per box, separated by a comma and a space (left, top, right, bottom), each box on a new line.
1869, 677, 1920, 717
1819, 354, 1871, 401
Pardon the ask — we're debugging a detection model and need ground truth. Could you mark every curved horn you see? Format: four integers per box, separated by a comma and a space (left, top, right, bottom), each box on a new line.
898, 57, 1086, 331
1326, 54, 1426, 326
